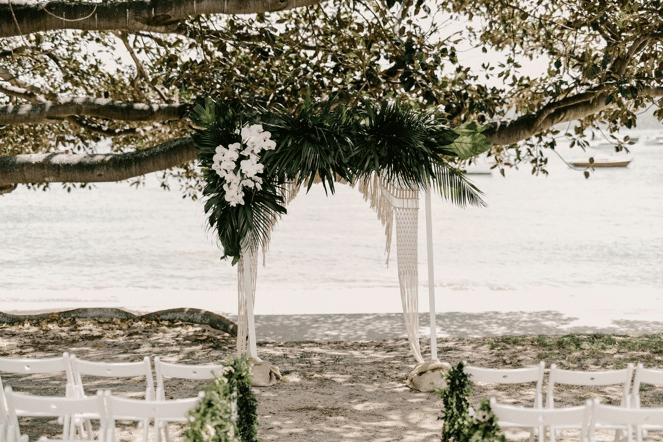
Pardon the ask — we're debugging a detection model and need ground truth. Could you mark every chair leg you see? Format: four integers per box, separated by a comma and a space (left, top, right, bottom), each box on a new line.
163, 421, 172, 442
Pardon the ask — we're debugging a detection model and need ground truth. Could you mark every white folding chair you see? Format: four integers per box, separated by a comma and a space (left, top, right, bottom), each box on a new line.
465, 362, 546, 408
546, 363, 634, 439
153, 357, 225, 442
631, 363, 663, 409
465, 362, 546, 441
490, 397, 593, 442
546, 364, 634, 409
154, 357, 223, 401
629, 363, 663, 438
69, 356, 154, 440
104, 392, 203, 442
69, 356, 154, 401
4, 387, 107, 442
0, 354, 76, 441
589, 399, 663, 442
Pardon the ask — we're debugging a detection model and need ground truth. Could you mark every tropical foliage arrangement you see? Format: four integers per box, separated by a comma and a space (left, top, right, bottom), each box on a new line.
185, 355, 259, 442
439, 362, 507, 442
190, 97, 492, 263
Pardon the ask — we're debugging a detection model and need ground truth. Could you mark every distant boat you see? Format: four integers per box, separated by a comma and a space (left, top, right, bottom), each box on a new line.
462, 155, 495, 175
569, 154, 632, 168
643, 135, 663, 145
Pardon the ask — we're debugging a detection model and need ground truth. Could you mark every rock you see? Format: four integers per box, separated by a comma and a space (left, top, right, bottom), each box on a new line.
251, 360, 282, 387
406, 359, 452, 392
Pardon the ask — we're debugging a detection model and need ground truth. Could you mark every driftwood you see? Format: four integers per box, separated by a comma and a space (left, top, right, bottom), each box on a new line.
0, 307, 237, 336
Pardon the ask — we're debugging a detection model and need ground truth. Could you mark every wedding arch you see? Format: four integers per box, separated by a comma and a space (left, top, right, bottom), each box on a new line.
190, 97, 492, 387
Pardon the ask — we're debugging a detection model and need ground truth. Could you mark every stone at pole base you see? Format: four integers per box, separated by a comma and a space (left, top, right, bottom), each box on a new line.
251, 359, 282, 387
406, 359, 452, 392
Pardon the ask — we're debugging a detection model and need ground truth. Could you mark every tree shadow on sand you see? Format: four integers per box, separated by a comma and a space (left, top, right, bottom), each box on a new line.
254, 311, 663, 342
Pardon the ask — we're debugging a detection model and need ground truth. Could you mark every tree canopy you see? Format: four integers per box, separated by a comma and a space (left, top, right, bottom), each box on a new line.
1, 0, 661, 196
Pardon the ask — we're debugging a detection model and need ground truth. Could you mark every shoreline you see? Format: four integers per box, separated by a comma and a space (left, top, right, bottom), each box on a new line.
2, 304, 663, 342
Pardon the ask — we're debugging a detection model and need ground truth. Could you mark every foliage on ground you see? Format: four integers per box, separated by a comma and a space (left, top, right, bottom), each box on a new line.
185, 355, 259, 442
439, 361, 507, 442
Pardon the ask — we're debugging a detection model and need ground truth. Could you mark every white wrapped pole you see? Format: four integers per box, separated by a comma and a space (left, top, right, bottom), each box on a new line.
424, 184, 438, 361
242, 257, 260, 361
237, 236, 261, 362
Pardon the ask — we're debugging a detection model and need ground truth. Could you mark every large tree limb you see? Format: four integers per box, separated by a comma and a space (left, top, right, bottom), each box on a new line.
3, 87, 663, 186
0, 136, 198, 185
0, 0, 322, 38
0, 98, 190, 125
485, 86, 663, 145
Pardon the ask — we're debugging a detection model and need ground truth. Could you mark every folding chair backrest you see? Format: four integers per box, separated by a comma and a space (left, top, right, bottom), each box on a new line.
490, 397, 592, 442
0, 354, 75, 395
70, 356, 155, 400
546, 363, 634, 409
4, 387, 106, 442
590, 399, 663, 442
107, 394, 202, 421
0, 353, 76, 442
105, 392, 203, 442
465, 362, 545, 408
631, 363, 663, 407
154, 357, 222, 400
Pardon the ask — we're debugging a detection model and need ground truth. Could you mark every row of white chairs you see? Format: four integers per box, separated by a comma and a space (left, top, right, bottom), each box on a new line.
0, 353, 221, 400
464, 361, 663, 409
4, 387, 203, 442
491, 397, 663, 442
466, 362, 663, 441
0, 354, 229, 442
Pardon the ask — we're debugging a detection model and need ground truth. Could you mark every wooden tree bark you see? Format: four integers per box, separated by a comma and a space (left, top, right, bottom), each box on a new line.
0, 137, 197, 185
0, 0, 322, 38
0, 99, 189, 125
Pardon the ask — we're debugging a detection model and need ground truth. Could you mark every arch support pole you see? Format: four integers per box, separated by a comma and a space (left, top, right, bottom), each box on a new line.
424, 184, 437, 361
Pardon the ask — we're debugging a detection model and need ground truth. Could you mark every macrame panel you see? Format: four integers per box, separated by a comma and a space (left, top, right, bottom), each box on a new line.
237, 236, 258, 358
394, 206, 424, 364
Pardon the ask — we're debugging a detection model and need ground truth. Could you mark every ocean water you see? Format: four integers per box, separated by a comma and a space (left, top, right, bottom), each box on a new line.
1, 133, 662, 315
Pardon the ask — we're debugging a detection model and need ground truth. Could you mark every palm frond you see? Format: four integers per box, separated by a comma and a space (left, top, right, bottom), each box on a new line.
432, 164, 486, 208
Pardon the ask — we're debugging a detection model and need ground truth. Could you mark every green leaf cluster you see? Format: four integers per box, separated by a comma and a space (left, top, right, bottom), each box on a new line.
185, 355, 259, 442
190, 97, 491, 263
438, 362, 506, 442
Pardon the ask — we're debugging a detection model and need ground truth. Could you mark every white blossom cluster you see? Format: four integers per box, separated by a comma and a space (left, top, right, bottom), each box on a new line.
211, 124, 277, 206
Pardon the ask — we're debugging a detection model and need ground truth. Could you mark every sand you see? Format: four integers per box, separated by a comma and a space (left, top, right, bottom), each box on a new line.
1, 316, 662, 442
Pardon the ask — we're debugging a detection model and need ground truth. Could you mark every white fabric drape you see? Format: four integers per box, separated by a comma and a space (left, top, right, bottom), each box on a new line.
237, 235, 259, 360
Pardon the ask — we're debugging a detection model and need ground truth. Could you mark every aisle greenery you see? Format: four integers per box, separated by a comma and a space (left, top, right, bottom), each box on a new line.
185, 356, 259, 442
190, 97, 492, 263
439, 362, 506, 442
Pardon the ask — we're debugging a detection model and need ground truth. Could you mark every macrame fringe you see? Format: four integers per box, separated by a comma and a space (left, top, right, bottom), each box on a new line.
354, 173, 394, 265
355, 173, 424, 364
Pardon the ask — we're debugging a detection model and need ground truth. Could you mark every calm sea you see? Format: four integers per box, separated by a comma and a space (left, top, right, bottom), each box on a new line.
1, 132, 662, 315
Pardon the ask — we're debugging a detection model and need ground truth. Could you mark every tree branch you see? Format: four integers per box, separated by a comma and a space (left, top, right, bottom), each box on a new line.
0, 136, 198, 185
485, 86, 663, 145
67, 115, 164, 137
0, 97, 190, 125
4, 86, 663, 186
0, 0, 323, 38
115, 31, 169, 102
0, 66, 49, 103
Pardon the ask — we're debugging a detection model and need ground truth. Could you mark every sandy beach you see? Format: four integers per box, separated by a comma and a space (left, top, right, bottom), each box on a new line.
3, 313, 663, 442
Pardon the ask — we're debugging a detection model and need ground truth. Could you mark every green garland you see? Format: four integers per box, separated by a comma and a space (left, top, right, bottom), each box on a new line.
190, 97, 492, 264
185, 355, 259, 442
438, 362, 506, 442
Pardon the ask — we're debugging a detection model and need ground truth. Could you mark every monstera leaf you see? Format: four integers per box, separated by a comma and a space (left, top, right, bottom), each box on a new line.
440, 121, 492, 159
